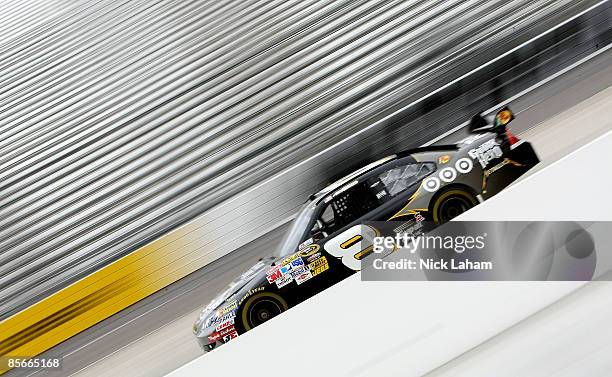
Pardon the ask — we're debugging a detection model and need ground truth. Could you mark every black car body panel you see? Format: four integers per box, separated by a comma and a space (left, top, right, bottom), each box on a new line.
193, 108, 539, 351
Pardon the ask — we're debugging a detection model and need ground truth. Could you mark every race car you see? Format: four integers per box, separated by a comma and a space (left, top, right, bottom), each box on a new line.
193, 107, 539, 351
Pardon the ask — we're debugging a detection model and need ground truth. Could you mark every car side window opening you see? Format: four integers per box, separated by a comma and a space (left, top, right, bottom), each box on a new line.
308, 205, 334, 243
320, 204, 334, 228
377, 162, 435, 197
306, 161, 436, 244
312, 181, 380, 236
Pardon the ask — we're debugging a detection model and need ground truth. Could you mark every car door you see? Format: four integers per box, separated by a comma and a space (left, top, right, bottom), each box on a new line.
362, 158, 437, 222
309, 159, 436, 272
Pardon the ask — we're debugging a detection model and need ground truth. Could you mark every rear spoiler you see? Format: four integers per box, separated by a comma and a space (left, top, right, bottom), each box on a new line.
469, 106, 515, 135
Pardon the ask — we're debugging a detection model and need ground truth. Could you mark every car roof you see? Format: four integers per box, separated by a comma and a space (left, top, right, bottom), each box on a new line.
308, 144, 458, 204
309, 154, 397, 203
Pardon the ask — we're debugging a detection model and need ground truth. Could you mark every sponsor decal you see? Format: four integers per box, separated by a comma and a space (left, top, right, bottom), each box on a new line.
238, 287, 265, 306
298, 244, 320, 257
290, 257, 305, 269
495, 108, 514, 126
305, 252, 322, 263
439, 167, 457, 183
393, 219, 424, 237
217, 311, 236, 322
375, 190, 387, 199
468, 139, 502, 168
438, 155, 450, 164
423, 176, 440, 192
275, 273, 293, 288
308, 256, 329, 277
212, 311, 236, 329
218, 325, 236, 337
209, 321, 237, 343
279, 264, 292, 275
208, 332, 221, 343
295, 269, 313, 285
281, 254, 299, 266
222, 330, 239, 343
266, 265, 282, 283
455, 157, 473, 173
279, 257, 304, 275
290, 258, 304, 267
298, 238, 314, 250
245, 287, 264, 296
216, 301, 237, 316
414, 212, 425, 222
423, 157, 476, 193
214, 317, 235, 332
290, 265, 306, 277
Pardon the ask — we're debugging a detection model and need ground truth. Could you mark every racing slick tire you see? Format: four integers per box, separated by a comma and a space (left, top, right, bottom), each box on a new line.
431, 187, 479, 224
239, 292, 289, 331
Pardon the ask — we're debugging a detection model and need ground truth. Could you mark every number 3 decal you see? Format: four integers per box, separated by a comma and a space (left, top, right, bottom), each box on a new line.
324, 225, 379, 270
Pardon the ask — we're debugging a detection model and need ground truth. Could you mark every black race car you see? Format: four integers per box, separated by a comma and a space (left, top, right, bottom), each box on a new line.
193, 107, 539, 351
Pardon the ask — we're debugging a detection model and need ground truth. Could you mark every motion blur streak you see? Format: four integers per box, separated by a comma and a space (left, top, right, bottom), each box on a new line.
0, 0, 607, 319
34, 46, 612, 377
0, 0, 611, 370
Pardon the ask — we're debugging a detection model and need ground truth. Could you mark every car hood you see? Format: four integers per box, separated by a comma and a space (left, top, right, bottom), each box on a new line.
193, 256, 275, 337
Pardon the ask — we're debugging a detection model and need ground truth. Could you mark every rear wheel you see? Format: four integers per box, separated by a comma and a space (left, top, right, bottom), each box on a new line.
431, 188, 478, 224
240, 292, 288, 331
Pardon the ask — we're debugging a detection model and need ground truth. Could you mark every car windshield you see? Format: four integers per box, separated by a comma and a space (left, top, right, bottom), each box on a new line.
276, 200, 318, 256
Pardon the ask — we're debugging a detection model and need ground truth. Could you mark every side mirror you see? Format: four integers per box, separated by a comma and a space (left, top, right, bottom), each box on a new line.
469, 106, 515, 134
494, 106, 514, 128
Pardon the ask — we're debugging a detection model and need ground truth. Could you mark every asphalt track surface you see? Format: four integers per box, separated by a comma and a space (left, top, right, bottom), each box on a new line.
12, 34, 612, 377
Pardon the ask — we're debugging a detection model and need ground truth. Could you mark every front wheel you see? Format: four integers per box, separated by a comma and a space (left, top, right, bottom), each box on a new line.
431, 188, 478, 224
240, 292, 288, 331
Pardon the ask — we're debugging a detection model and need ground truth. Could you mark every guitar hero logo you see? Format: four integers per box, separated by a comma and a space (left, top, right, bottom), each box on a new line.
468, 139, 502, 168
